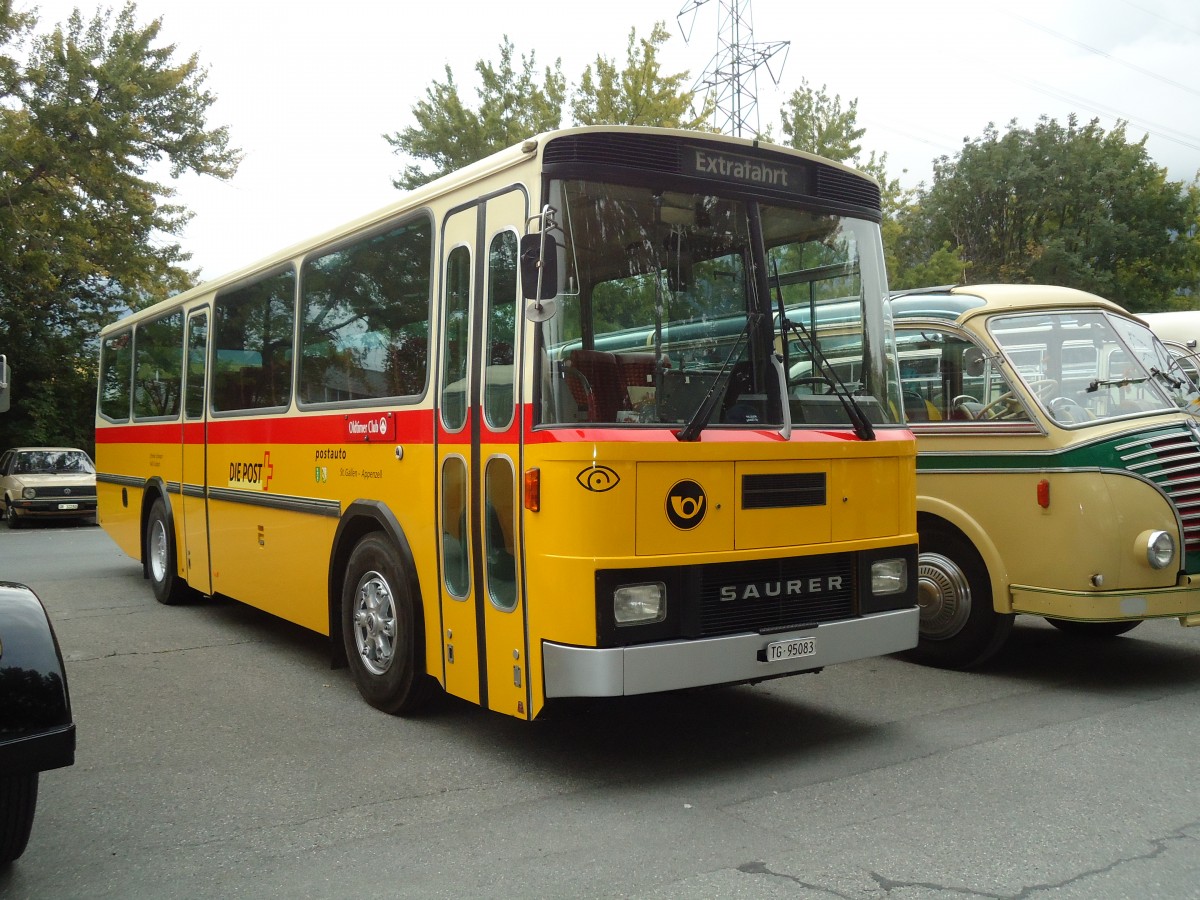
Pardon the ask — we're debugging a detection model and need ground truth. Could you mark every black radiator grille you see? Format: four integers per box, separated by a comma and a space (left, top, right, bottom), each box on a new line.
697, 554, 854, 636
26, 485, 96, 499
742, 472, 826, 509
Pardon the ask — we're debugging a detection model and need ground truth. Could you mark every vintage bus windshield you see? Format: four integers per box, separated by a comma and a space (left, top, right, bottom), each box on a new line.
988, 311, 1200, 426
537, 179, 901, 430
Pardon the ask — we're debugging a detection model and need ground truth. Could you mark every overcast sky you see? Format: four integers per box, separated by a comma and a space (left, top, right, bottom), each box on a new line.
16, 0, 1200, 280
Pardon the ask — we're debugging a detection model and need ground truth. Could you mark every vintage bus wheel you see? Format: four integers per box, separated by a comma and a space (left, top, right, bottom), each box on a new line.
145, 498, 193, 605
1045, 618, 1142, 638
906, 527, 1013, 669
0, 772, 38, 865
341, 534, 433, 715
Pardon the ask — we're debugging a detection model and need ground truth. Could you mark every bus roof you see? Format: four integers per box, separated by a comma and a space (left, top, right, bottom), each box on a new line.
101, 125, 882, 336
890, 284, 1130, 326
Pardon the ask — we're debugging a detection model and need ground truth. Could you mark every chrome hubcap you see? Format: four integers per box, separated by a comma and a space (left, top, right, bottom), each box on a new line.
352, 570, 397, 675
917, 552, 972, 640
150, 519, 168, 583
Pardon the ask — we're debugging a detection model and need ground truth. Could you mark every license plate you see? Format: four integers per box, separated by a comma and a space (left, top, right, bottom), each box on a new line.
57, 503, 79, 510
765, 636, 816, 662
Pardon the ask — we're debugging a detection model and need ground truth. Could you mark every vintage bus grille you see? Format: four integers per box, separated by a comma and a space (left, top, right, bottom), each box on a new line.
742, 472, 826, 509
544, 133, 682, 174
1116, 425, 1200, 552
816, 167, 881, 210
697, 555, 854, 636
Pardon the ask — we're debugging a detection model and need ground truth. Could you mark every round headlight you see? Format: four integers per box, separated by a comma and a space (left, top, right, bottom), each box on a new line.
22, 487, 35, 500
1145, 530, 1174, 570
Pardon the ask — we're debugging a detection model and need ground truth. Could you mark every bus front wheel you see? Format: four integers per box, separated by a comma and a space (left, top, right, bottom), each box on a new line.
341, 534, 434, 715
146, 498, 193, 605
905, 527, 1013, 669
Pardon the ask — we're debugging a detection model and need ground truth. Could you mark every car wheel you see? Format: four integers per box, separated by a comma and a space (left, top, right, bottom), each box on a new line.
341, 533, 435, 715
4, 500, 23, 529
0, 772, 39, 866
145, 498, 193, 605
903, 525, 1014, 669
1045, 618, 1142, 638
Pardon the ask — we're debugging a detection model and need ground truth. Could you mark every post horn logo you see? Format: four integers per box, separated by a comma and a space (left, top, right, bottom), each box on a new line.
666, 480, 706, 530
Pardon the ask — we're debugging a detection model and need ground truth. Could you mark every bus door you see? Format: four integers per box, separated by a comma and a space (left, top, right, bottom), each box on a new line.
436, 190, 529, 718
181, 308, 212, 594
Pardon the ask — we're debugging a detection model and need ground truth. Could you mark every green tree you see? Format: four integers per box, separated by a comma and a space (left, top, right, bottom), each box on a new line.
778, 78, 864, 165
383, 37, 566, 191
906, 116, 1200, 309
571, 22, 707, 129
0, 1, 238, 452
387, 23, 706, 190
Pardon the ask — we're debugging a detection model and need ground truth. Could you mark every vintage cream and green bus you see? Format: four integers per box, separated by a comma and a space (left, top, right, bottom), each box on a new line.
95, 126, 919, 720
889, 284, 1200, 667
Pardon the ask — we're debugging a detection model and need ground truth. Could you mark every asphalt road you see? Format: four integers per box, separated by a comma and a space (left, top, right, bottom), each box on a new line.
2, 522, 1199, 899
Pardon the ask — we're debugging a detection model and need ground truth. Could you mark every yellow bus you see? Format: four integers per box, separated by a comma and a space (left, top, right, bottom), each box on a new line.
95, 126, 919, 720
890, 285, 1200, 667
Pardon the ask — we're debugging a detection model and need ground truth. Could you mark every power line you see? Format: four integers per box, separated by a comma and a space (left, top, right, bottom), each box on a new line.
1010, 12, 1200, 99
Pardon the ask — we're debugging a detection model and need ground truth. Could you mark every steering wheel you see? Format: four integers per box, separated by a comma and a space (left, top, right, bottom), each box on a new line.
979, 379, 1057, 420
790, 376, 835, 396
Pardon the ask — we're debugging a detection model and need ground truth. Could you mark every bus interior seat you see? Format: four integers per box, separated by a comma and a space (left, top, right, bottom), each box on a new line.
566, 350, 623, 421
902, 390, 929, 422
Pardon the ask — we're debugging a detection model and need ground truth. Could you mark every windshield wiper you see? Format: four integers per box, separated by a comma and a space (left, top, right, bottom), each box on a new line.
1087, 376, 1149, 392
769, 264, 874, 441
675, 314, 757, 442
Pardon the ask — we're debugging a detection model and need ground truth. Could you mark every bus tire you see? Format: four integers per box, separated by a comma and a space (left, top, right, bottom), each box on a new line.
0, 772, 38, 866
341, 533, 434, 715
146, 498, 193, 606
1045, 618, 1142, 638
904, 526, 1013, 669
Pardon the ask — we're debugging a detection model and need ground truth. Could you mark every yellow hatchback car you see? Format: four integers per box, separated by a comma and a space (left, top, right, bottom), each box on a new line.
0, 447, 98, 528
890, 285, 1200, 667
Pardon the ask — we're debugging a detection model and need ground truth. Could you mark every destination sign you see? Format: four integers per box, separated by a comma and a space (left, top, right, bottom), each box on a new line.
684, 147, 812, 194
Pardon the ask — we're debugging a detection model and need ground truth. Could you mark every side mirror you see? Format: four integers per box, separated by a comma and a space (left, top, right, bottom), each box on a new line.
520, 233, 558, 302
962, 347, 986, 378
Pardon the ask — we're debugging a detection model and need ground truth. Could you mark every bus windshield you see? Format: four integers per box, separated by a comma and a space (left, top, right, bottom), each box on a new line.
989, 310, 1200, 425
536, 178, 901, 430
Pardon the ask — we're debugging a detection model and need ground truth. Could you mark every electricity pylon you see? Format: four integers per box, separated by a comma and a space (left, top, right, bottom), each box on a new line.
678, 0, 789, 137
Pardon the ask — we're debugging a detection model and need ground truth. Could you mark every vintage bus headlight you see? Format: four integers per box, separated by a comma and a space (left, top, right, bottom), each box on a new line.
22, 487, 36, 500
871, 558, 907, 595
614, 583, 666, 625
1143, 530, 1174, 570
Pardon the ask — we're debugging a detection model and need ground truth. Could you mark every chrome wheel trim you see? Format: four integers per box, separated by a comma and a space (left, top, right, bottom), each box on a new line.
149, 517, 169, 583
352, 569, 398, 676
917, 552, 972, 640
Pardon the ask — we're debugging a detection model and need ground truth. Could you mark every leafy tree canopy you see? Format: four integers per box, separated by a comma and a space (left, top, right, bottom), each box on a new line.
383, 37, 567, 191
896, 116, 1200, 309
572, 22, 709, 130
386, 22, 702, 190
0, 1, 239, 451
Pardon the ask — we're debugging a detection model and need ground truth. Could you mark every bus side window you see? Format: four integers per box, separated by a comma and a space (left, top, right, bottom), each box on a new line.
484, 459, 517, 612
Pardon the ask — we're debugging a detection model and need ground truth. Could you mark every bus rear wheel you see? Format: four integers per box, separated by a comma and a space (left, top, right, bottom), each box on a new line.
904, 526, 1013, 669
341, 533, 434, 715
146, 498, 194, 605
1045, 618, 1142, 638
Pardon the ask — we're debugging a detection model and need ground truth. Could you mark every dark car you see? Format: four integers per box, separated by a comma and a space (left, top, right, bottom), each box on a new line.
0, 582, 76, 865
0, 447, 98, 528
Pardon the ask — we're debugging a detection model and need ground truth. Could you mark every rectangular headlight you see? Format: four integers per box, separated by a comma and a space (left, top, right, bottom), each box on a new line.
614, 583, 666, 625
871, 558, 907, 595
